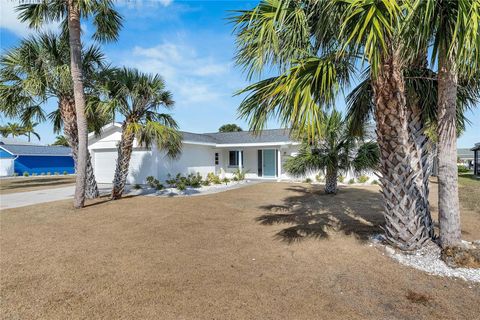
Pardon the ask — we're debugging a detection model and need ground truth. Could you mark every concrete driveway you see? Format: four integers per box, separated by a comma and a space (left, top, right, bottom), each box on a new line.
0, 186, 76, 210
0, 185, 114, 210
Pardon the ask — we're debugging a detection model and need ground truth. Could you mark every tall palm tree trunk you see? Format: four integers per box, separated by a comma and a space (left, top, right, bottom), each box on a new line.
408, 103, 434, 238
372, 48, 430, 250
437, 48, 461, 248
407, 52, 434, 238
111, 124, 135, 199
67, 0, 88, 208
59, 98, 99, 198
324, 167, 337, 194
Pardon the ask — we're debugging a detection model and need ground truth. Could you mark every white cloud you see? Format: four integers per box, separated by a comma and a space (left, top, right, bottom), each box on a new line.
0, 1, 60, 37
125, 42, 231, 104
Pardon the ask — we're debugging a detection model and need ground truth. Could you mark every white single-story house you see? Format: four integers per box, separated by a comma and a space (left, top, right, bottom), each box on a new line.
88, 123, 375, 185
88, 123, 302, 184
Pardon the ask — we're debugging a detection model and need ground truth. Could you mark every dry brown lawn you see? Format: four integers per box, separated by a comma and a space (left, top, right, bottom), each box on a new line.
0, 176, 75, 194
1, 181, 479, 320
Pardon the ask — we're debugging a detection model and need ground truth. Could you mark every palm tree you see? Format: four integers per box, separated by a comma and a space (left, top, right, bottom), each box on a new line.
0, 122, 26, 138
21, 121, 41, 142
52, 135, 70, 147
404, 0, 480, 247
231, 0, 431, 249
99, 68, 182, 199
284, 110, 379, 194
0, 33, 109, 199
16, 0, 122, 208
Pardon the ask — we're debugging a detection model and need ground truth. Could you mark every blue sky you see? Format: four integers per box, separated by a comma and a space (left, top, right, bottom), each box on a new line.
0, 0, 478, 148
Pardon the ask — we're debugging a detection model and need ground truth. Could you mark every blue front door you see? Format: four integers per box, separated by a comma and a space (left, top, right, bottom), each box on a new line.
263, 149, 276, 177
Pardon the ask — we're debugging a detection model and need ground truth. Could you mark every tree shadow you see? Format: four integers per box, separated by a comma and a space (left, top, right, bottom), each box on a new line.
257, 185, 385, 244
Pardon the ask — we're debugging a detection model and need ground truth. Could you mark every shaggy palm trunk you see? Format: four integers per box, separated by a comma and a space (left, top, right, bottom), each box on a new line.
408, 103, 434, 238
324, 167, 337, 194
111, 123, 135, 199
59, 98, 99, 198
407, 53, 434, 238
372, 48, 430, 250
437, 48, 461, 247
67, 0, 88, 208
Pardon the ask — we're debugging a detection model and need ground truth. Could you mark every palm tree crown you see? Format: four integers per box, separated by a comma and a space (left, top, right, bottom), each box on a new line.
285, 110, 379, 194
100, 68, 182, 199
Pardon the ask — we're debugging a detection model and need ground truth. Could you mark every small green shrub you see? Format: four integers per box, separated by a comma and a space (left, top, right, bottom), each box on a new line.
304, 177, 312, 183
315, 174, 324, 182
348, 178, 355, 184
63, 171, 68, 175
207, 172, 221, 184
133, 184, 142, 190
222, 177, 230, 185
13, 172, 19, 176
177, 182, 186, 191
338, 175, 345, 183
23, 172, 29, 177
146, 176, 164, 190
54, 172, 59, 175
201, 180, 210, 186
371, 179, 379, 185
357, 175, 369, 183
233, 168, 246, 181
32, 172, 38, 176
233, 176, 239, 181
458, 165, 470, 173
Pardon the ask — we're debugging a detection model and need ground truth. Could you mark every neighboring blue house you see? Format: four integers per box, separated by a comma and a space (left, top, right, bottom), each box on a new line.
0, 142, 74, 176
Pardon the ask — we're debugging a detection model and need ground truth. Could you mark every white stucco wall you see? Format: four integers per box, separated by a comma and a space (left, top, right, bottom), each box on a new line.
157, 144, 216, 181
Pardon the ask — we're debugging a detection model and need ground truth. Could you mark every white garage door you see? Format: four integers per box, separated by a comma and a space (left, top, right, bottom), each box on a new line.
93, 149, 156, 184
94, 150, 117, 183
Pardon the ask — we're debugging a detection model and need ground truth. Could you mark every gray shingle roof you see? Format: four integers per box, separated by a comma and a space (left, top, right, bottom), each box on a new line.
0, 144, 72, 156
181, 129, 294, 145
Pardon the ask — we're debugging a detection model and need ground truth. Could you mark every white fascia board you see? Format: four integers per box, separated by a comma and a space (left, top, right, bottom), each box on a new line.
214, 141, 299, 148
87, 122, 122, 139
0, 146, 14, 156
182, 140, 217, 146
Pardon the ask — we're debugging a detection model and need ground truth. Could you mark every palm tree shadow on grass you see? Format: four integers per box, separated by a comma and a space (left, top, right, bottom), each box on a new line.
257, 185, 385, 243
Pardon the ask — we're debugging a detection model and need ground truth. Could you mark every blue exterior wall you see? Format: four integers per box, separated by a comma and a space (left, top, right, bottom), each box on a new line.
0, 148, 14, 158
14, 155, 75, 175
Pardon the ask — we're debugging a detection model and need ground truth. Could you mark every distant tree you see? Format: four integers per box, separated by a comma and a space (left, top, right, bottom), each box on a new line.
218, 124, 243, 132
52, 135, 70, 147
0, 122, 27, 138
22, 121, 41, 142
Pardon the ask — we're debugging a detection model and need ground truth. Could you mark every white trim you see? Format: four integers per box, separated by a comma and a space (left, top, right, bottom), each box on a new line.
183, 140, 217, 146
88, 122, 122, 139
0, 146, 14, 156
215, 141, 298, 148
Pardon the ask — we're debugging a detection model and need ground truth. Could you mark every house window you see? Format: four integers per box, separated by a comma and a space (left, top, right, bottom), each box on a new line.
215, 153, 219, 165
229, 151, 243, 167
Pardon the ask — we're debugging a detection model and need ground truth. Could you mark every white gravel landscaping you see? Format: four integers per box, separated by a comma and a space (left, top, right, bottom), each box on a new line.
127, 180, 260, 197
370, 235, 480, 283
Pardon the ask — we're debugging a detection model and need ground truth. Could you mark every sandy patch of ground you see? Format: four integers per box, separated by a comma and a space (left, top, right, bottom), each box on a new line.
0, 176, 75, 194
1, 182, 479, 319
